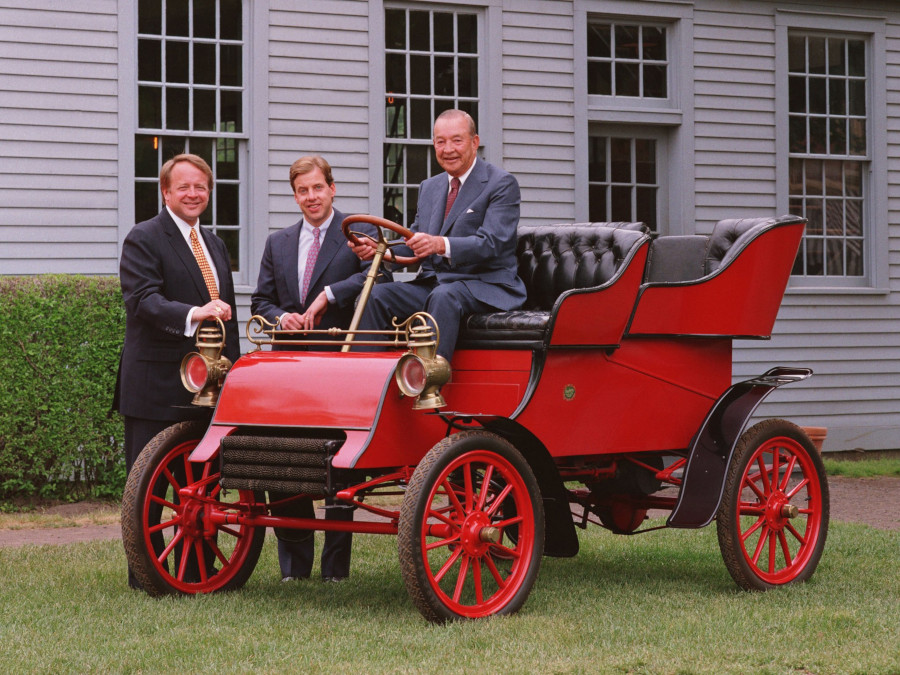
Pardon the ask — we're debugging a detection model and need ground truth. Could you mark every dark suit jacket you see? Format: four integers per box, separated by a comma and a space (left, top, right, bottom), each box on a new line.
398, 159, 526, 310
250, 209, 387, 347
114, 208, 240, 421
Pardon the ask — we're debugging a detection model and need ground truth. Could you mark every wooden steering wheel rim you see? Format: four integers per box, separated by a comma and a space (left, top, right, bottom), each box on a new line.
342, 214, 418, 266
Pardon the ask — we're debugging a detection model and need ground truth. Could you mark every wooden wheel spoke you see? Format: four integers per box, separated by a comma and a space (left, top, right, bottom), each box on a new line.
767, 530, 777, 573
149, 493, 177, 511
779, 454, 798, 492
785, 520, 806, 545
161, 466, 182, 493
441, 477, 466, 519
451, 555, 471, 604
158, 527, 184, 565
472, 558, 484, 605
777, 530, 793, 568
750, 524, 770, 564
485, 483, 514, 518
475, 465, 495, 511
209, 539, 229, 566
740, 515, 765, 544
433, 546, 464, 583
426, 534, 460, 552
744, 475, 767, 501
462, 462, 476, 513
490, 543, 520, 560
484, 554, 509, 588
148, 516, 179, 535
194, 538, 208, 583
755, 456, 771, 493
786, 477, 810, 501
216, 525, 242, 539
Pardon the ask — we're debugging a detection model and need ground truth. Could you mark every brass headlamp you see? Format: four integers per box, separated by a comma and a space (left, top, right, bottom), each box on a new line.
180, 318, 232, 407
394, 315, 450, 410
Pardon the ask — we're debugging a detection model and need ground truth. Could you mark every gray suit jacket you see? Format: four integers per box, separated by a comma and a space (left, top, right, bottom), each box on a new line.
401, 159, 526, 311
251, 209, 387, 343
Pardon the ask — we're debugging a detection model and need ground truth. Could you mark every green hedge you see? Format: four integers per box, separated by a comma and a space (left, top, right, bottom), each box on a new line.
0, 275, 126, 501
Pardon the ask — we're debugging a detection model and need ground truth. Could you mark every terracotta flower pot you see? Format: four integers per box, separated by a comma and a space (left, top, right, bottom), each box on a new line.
801, 426, 827, 454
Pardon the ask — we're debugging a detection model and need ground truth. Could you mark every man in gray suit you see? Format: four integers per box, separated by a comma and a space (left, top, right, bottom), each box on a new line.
251, 155, 385, 582
351, 109, 525, 361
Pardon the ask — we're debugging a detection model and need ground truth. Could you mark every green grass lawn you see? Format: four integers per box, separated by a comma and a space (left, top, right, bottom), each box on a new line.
1, 522, 897, 674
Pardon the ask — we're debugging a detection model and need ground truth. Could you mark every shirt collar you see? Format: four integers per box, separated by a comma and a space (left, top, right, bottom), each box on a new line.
302, 209, 335, 236
449, 156, 476, 188
166, 205, 197, 234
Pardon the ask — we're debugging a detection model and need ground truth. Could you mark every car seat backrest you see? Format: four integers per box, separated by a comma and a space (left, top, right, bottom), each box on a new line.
517, 223, 649, 311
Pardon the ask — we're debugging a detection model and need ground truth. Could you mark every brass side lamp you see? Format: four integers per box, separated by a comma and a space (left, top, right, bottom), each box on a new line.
180, 318, 232, 407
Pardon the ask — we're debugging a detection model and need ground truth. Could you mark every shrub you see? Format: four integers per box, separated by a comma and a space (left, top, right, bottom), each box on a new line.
0, 275, 126, 501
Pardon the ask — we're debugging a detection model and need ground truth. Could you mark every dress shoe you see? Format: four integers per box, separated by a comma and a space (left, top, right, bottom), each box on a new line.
321, 576, 347, 583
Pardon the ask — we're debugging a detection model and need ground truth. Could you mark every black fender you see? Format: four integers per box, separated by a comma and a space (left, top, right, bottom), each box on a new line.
667, 366, 813, 528
466, 416, 579, 558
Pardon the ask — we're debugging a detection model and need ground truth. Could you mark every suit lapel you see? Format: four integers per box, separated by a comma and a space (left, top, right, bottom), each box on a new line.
440, 161, 486, 236
280, 222, 303, 309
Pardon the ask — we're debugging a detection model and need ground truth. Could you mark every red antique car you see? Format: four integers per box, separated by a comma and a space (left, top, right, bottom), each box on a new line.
122, 213, 829, 623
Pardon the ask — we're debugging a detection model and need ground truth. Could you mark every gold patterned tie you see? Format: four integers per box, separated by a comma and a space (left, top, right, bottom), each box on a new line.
189, 226, 219, 300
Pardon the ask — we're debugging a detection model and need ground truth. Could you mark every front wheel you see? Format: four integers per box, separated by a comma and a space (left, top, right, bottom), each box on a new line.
121, 420, 265, 596
398, 431, 545, 623
716, 419, 829, 590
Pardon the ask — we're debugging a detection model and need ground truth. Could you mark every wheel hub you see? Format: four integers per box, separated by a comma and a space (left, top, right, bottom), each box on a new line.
765, 491, 795, 531
178, 486, 207, 539
460, 511, 494, 557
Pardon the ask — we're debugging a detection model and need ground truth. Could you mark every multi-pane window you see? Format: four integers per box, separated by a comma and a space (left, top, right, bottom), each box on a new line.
135, 0, 245, 271
384, 7, 478, 227
588, 136, 658, 229
788, 33, 867, 277
587, 22, 667, 98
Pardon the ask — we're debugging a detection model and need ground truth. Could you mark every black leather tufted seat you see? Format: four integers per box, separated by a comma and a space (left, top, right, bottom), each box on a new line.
458, 222, 649, 349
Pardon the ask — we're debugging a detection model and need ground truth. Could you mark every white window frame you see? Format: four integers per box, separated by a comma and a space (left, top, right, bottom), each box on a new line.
776, 10, 887, 292
587, 126, 668, 231
118, 0, 268, 288
368, 1, 503, 221
575, 0, 695, 234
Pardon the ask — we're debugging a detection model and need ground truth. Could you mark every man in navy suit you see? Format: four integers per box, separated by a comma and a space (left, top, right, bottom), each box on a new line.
251, 155, 384, 582
351, 109, 526, 362
114, 153, 240, 588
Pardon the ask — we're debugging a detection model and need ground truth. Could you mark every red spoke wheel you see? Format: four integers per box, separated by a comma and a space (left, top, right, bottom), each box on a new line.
398, 431, 544, 623
121, 421, 265, 596
716, 419, 829, 590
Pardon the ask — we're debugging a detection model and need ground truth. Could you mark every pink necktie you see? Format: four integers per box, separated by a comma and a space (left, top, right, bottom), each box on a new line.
444, 177, 461, 219
301, 226, 321, 304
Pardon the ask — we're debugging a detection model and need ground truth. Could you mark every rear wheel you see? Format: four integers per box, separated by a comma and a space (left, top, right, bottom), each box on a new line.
398, 431, 544, 622
121, 420, 265, 595
716, 419, 829, 590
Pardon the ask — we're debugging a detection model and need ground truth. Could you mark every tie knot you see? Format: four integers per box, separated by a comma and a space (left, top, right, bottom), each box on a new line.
451, 177, 460, 191
313, 227, 320, 241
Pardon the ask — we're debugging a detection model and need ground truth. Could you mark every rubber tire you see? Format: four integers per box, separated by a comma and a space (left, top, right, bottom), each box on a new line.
716, 419, 829, 590
398, 431, 545, 623
121, 420, 265, 596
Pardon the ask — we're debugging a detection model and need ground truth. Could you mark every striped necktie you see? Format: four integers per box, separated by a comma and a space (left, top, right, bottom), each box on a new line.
189, 226, 219, 300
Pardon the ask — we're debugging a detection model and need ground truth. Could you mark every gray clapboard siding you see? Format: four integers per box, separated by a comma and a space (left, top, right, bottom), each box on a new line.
267, 1, 370, 239
502, 2, 576, 225
0, 0, 118, 274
